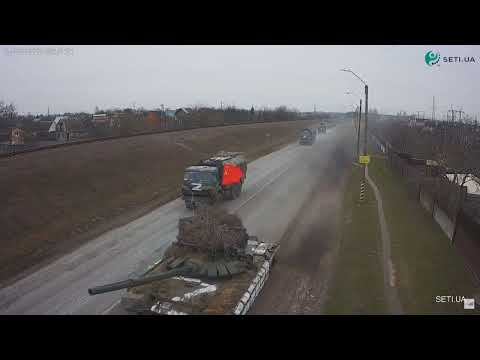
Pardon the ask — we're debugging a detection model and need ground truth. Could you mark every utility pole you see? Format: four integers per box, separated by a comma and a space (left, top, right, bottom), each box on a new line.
357, 99, 362, 160
432, 96, 435, 121
340, 68, 369, 188
363, 84, 368, 157
448, 108, 454, 122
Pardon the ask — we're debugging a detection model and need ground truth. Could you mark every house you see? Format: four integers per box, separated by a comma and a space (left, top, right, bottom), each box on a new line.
49, 116, 89, 141
408, 116, 426, 128
11, 127, 25, 145
110, 112, 128, 128
145, 111, 162, 127
164, 109, 176, 120
175, 108, 190, 116
92, 114, 110, 126
174, 108, 190, 123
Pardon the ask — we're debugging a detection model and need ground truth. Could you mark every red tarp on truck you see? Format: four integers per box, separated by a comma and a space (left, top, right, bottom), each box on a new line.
222, 163, 243, 186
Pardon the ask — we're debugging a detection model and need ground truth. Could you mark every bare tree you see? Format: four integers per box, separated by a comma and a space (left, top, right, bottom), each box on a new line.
0, 101, 17, 126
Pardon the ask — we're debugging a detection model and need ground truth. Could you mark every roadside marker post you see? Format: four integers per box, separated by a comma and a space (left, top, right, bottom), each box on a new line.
359, 181, 366, 202
358, 156, 370, 203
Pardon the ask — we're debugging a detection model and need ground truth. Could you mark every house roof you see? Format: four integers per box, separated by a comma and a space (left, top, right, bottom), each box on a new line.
49, 116, 68, 132
175, 108, 190, 115
446, 174, 480, 195
47, 116, 88, 133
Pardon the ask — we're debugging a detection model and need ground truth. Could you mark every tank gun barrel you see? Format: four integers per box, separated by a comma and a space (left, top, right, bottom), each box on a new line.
88, 264, 194, 296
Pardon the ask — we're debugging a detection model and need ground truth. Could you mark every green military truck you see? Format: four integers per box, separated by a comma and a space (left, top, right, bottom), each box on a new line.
181, 151, 248, 209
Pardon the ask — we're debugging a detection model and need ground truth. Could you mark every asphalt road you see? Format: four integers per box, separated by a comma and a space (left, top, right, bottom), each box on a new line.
0, 122, 354, 314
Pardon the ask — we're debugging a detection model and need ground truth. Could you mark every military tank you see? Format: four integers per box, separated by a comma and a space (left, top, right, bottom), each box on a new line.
88, 208, 279, 315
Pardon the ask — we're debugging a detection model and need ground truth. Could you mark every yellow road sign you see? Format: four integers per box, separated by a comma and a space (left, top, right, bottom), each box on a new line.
359, 155, 370, 164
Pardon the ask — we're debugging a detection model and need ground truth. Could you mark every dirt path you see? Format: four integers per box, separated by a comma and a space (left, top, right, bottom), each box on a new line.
365, 165, 404, 314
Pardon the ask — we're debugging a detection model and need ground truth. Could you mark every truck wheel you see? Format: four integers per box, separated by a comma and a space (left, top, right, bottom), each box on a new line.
224, 189, 234, 200
230, 185, 239, 199
235, 184, 242, 198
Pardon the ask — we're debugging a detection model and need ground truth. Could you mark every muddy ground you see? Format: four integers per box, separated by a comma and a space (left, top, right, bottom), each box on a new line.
0, 120, 320, 286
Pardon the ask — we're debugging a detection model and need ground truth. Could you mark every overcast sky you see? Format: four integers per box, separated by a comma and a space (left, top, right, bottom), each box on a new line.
1, 45, 479, 118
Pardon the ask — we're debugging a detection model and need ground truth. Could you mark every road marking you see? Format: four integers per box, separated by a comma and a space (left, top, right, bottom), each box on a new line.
233, 161, 296, 212
102, 299, 121, 315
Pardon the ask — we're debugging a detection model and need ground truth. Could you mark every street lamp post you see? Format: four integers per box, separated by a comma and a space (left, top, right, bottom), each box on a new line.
364, 84, 368, 157
341, 69, 369, 190
341, 69, 369, 157
346, 92, 362, 160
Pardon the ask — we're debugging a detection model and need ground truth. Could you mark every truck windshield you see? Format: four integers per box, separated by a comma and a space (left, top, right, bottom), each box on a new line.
184, 171, 217, 184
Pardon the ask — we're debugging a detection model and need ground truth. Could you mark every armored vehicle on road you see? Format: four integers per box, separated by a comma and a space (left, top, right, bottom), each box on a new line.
88, 208, 278, 315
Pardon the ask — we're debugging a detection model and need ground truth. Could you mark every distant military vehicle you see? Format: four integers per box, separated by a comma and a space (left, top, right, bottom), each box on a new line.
299, 128, 316, 145
318, 122, 327, 133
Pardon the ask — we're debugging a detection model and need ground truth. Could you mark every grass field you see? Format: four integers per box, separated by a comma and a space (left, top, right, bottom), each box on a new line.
323, 164, 387, 314
368, 157, 479, 314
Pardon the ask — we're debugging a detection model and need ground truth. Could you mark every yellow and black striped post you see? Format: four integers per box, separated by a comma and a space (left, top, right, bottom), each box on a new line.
359, 181, 366, 202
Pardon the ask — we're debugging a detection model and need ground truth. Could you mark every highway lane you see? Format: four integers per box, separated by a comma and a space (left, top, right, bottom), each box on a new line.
248, 123, 354, 314
0, 122, 353, 314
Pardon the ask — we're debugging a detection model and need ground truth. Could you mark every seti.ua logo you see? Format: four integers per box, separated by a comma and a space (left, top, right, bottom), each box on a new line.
425, 51, 441, 66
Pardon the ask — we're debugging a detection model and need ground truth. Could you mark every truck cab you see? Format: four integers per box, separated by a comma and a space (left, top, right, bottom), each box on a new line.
182, 166, 221, 209
299, 128, 315, 145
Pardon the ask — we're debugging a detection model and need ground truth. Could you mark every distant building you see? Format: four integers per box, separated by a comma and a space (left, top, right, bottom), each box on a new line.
49, 116, 89, 141
164, 109, 176, 120
409, 116, 426, 128
175, 108, 190, 116
92, 114, 110, 126
11, 127, 25, 145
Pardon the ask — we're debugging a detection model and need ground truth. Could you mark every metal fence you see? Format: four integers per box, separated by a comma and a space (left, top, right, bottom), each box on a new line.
373, 132, 480, 281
